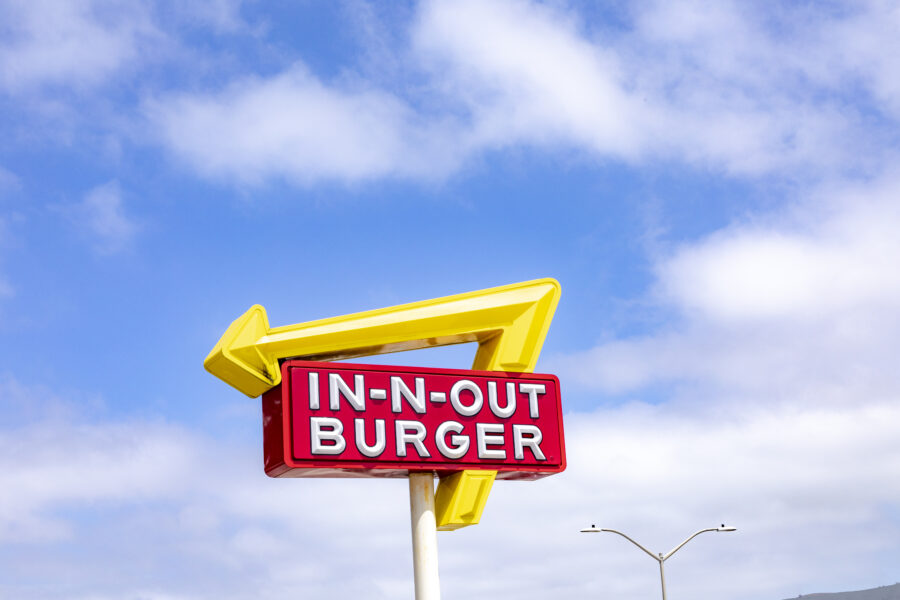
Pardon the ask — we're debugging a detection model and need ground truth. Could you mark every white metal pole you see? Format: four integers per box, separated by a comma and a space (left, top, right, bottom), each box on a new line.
658, 555, 667, 600
409, 472, 441, 600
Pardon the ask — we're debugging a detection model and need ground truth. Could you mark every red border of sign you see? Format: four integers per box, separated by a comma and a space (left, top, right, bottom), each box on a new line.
262, 360, 566, 480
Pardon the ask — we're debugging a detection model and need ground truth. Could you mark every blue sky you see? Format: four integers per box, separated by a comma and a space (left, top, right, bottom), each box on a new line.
1, 1, 899, 599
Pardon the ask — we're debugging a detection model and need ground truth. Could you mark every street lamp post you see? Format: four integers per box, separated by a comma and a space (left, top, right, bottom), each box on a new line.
580, 524, 736, 600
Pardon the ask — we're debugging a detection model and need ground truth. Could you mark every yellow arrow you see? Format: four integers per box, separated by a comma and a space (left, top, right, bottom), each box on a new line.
204, 278, 561, 530
204, 278, 561, 398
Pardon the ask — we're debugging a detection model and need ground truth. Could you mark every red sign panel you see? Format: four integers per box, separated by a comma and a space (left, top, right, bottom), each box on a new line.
262, 360, 565, 480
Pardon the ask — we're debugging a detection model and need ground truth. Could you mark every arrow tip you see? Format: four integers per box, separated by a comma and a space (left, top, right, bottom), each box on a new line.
204, 304, 279, 397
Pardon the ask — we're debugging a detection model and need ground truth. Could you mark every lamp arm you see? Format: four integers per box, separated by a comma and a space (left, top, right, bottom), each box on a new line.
661, 528, 717, 561
600, 529, 660, 562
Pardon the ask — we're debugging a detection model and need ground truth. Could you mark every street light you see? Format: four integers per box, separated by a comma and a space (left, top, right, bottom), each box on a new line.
580, 524, 736, 600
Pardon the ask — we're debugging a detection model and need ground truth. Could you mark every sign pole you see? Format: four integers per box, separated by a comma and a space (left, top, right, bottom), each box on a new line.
409, 472, 441, 600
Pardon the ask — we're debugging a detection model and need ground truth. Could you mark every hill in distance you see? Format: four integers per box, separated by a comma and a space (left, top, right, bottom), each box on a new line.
788, 584, 900, 600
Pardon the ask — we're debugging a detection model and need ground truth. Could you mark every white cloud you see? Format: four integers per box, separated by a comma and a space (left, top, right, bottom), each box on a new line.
59, 181, 139, 254
413, 0, 647, 158
809, 1, 900, 120
145, 0, 900, 185
415, 0, 894, 177
0, 382, 416, 597
621, 0, 897, 175
145, 64, 463, 184
0, 421, 198, 543
659, 201, 900, 324
555, 174, 900, 401
0, 0, 159, 93
1, 1, 896, 185
1, 378, 898, 599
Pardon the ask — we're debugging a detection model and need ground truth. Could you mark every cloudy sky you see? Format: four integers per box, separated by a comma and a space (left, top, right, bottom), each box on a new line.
1, 1, 899, 599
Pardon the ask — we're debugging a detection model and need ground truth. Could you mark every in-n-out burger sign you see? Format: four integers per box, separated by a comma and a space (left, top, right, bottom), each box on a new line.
263, 360, 565, 479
